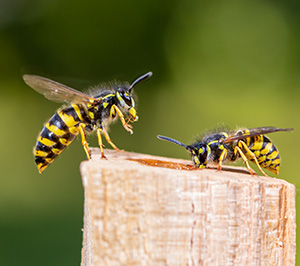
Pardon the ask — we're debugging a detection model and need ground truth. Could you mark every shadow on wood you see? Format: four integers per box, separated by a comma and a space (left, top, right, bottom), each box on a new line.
80, 149, 296, 266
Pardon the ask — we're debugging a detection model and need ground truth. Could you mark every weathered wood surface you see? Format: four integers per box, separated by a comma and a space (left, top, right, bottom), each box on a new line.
80, 149, 296, 266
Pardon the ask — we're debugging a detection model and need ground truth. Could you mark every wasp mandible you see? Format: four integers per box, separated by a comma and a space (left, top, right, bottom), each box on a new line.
24, 72, 152, 173
158, 127, 293, 176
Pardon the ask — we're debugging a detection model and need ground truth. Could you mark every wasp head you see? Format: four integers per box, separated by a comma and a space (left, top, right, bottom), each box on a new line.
116, 89, 137, 121
157, 135, 208, 169
188, 143, 208, 168
115, 72, 152, 122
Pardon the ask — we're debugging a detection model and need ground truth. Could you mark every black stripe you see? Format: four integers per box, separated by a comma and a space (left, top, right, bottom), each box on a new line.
48, 112, 69, 131
40, 127, 59, 142
260, 159, 270, 167
46, 152, 58, 159
61, 105, 80, 122
52, 141, 66, 151
80, 107, 91, 123
255, 141, 279, 161
263, 145, 278, 158
256, 136, 268, 152
35, 141, 52, 152
248, 136, 255, 147
35, 156, 46, 165
61, 131, 76, 142
256, 154, 264, 160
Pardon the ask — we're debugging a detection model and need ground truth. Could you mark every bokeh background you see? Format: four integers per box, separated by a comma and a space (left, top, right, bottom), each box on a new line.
0, 0, 299, 265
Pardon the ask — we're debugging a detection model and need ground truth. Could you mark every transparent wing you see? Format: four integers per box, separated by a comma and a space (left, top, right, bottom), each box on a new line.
23, 74, 100, 104
223, 127, 294, 143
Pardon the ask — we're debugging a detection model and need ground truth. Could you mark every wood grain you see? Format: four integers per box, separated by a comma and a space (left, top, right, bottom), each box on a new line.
80, 149, 296, 266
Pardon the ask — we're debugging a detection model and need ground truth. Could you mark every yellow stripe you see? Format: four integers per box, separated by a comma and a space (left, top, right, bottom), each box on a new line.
38, 136, 56, 146
253, 150, 260, 157
267, 150, 279, 160
272, 159, 281, 165
257, 155, 266, 163
89, 111, 94, 119
37, 164, 46, 173
46, 123, 65, 136
59, 138, 71, 145
69, 126, 79, 135
72, 104, 84, 121
250, 140, 263, 150
245, 138, 250, 146
35, 150, 48, 157
208, 140, 218, 146
256, 135, 264, 142
58, 111, 77, 128
260, 143, 272, 155
52, 148, 61, 154
268, 165, 279, 174
45, 158, 54, 163
267, 168, 279, 175
261, 160, 272, 167
103, 94, 114, 99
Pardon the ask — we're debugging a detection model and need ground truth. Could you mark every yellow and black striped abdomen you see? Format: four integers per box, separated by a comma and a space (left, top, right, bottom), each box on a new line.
241, 134, 280, 174
34, 104, 88, 173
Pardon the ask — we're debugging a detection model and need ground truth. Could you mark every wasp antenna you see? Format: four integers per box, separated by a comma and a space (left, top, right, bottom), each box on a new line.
282, 127, 294, 132
157, 135, 190, 150
128, 72, 152, 92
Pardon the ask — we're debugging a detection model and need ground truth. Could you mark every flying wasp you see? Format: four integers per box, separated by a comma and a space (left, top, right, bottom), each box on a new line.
157, 127, 293, 176
24, 72, 152, 173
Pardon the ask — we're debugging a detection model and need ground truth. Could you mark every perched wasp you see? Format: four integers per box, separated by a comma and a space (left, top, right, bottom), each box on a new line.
158, 127, 293, 176
24, 72, 152, 173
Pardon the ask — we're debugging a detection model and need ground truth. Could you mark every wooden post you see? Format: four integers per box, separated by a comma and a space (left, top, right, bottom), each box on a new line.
80, 149, 296, 266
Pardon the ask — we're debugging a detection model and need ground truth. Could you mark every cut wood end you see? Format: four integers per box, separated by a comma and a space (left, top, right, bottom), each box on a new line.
84, 148, 292, 184
80, 148, 296, 266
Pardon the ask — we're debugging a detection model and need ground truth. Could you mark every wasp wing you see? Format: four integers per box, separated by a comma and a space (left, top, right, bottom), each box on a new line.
223, 127, 293, 143
23, 75, 100, 104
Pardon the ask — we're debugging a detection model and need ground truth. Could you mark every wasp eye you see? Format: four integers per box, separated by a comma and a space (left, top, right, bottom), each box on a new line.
199, 147, 206, 155
122, 93, 132, 106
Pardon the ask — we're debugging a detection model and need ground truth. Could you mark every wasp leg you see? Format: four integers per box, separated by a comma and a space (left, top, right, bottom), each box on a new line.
238, 141, 268, 177
79, 124, 90, 160
102, 130, 121, 151
218, 148, 228, 171
234, 146, 258, 176
96, 128, 106, 159
112, 105, 133, 134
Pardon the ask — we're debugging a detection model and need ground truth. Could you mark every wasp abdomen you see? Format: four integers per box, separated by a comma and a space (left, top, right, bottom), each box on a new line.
34, 104, 88, 173
242, 135, 280, 174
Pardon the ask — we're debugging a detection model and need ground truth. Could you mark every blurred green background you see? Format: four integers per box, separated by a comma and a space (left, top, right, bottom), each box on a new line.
0, 0, 299, 265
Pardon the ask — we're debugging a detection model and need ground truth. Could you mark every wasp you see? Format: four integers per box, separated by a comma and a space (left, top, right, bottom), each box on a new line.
24, 72, 152, 173
157, 127, 293, 176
